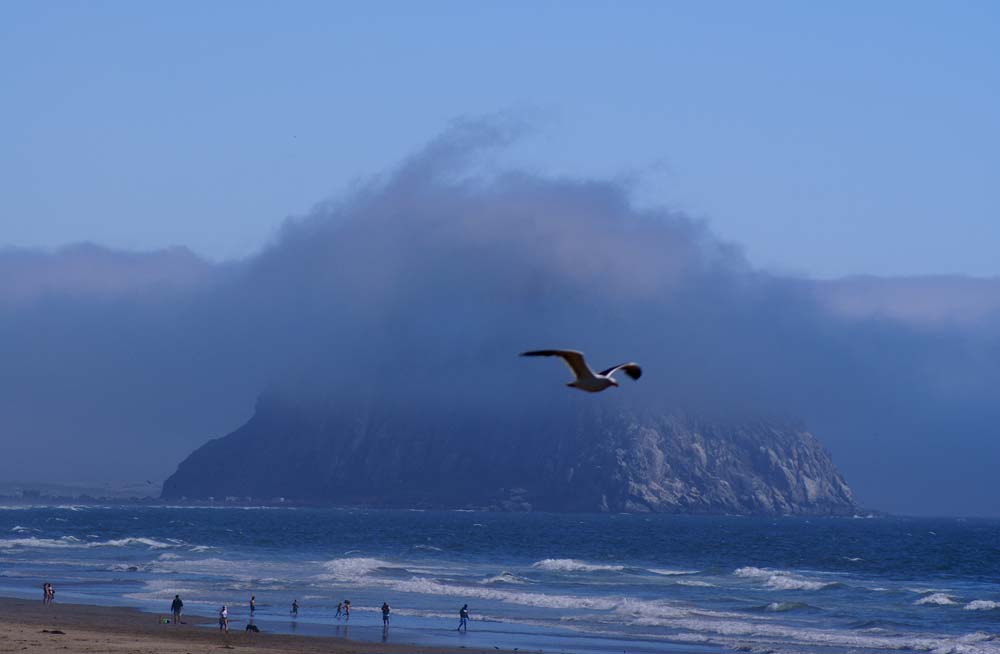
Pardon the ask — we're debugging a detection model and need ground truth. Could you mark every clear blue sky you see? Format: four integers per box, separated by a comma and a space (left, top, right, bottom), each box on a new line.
3, 1, 998, 278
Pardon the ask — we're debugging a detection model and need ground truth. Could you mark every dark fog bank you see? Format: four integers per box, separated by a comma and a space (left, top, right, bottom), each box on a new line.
2, 120, 998, 516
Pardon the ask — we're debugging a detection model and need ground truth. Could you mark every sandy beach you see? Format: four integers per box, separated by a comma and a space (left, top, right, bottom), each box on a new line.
0, 597, 491, 654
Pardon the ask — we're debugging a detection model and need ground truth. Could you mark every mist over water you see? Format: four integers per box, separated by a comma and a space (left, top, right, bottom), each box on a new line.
1, 118, 999, 516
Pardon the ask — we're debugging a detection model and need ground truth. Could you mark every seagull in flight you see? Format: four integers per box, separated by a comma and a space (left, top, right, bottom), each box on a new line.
520, 350, 642, 393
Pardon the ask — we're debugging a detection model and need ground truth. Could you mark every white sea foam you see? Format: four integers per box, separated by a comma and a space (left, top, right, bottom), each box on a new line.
480, 571, 531, 585
675, 580, 715, 588
531, 558, 624, 573
733, 567, 836, 591
0, 536, 181, 550
915, 593, 959, 606
649, 568, 698, 576
964, 600, 1000, 611
318, 557, 395, 581
733, 566, 776, 578
765, 574, 838, 591
388, 576, 620, 610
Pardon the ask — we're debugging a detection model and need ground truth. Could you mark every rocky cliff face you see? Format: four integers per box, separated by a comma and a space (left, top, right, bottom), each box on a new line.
162, 395, 856, 515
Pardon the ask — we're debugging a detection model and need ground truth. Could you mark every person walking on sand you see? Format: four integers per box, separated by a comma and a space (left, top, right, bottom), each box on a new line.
250, 595, 256, 615
46, 583, 55, 604
457, 604, 470, 632
42, 583, 50, 605
219, 605, 229, 632
381, 601, 391, 628
171, 594, 183, 624
291, 599, 299, 617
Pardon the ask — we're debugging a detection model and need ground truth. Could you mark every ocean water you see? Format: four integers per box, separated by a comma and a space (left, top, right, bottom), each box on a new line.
1, 507, 999, 654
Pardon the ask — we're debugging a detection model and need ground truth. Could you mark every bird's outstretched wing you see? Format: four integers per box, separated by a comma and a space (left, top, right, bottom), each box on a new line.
598, 362, 642, 381
520, 349, 596, 380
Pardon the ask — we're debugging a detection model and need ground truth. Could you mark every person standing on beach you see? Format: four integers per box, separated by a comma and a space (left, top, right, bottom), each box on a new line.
381, 601, 391, 627
250, 595, 255, 615
171, 595, 183, 624
457, 604, 470, 632
344, 599, 350, 619
291, 599, 299, 617
335, 601, 343, 618
219, 605, 228, 632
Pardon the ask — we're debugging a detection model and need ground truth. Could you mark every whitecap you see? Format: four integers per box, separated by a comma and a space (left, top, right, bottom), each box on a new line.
915, 593, 958, 606
318, 557, 394, 581
733, 566, 777, 579
733, 567, 837, 591
531, 558, 624, 573
765, 574, 838, 591
964, 600, 1000, 611
649, 568, 698, 576
480, 571, 532, 585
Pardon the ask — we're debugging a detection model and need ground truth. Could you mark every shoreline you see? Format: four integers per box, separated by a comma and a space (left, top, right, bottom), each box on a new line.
0, 596, 498, 654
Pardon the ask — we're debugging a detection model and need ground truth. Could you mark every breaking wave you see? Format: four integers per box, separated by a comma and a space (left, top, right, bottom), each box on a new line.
964, 600, 1000, 611
480, 571, 532, 585
915, 593, 959, 606
0, 536, 183, 550
318, 557, 397, 581
733, 567, 839, 591
532, 559, 625, 573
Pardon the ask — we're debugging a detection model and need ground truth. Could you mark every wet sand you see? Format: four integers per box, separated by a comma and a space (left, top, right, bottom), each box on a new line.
0, 597, 492, 654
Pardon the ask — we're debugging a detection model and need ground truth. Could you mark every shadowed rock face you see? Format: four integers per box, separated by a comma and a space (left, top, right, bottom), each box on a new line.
162, 395, 855, 515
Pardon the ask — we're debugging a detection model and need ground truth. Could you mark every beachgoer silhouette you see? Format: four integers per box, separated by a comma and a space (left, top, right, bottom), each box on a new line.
219, 605, 229, 632
291, 599, 299, 616
344, 599, 350, 619
381, 601, 391, 627
250, 595, 255, 615
458, 604, 469, 632
171, 594, 183, 624
335, 601, 343, 618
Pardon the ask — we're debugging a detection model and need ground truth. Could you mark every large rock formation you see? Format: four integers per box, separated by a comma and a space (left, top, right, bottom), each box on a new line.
162, 394, 856, 515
